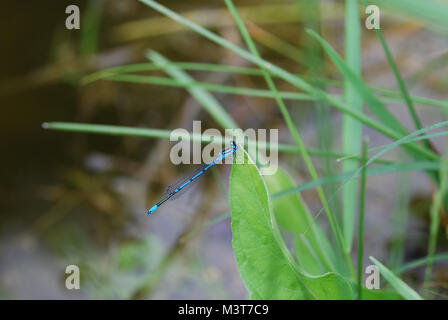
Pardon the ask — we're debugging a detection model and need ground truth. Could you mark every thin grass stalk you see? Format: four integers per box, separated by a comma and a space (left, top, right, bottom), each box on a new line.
357, 138, 368, 299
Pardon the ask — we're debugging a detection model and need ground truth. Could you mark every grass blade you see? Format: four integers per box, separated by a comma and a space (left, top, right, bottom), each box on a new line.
80, 0, 103, 56
372, 15, 422, 131
342, 0, 363, 253
357, 138, 368, 299
424, 147, 448, 293
370, 256, 423, 300
272, 161, 439, 199
247, 24, 304, 64
145, 50, 238, 129
83, 62, 448, 111
394, 253, 448, 275
41, 121, 395, 163
360, 0, 430, 155
280, 121, 448, 257
92, 72, 317, 101
307, 29, 407, 135
368, 0, 448, 30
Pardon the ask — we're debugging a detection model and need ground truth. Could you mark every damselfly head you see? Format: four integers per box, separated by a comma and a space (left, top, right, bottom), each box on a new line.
231, 140, 238, 157
231, 140, 238, 151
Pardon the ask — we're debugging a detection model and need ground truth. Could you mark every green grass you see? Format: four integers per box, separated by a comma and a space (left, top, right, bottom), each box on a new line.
342, 0, 363, 254
424, 147, 448, 295
370, 256, 423, 300
145, 50, 238, 129
357, 138, 369, 299
368, 0, 448, 29
83, 62, 448, 110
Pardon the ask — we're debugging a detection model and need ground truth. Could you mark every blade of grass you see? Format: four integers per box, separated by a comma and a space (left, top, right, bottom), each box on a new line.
137, 0, 311, 95
342, 0, 363, 253
83, 62, 448, 111
273, 125, 448, 200
360, 0, 432, 157
302, 75, 448, 111
423, 147, 448, 293
307, 28, 440, 188
300, 0, 340, 227
146, 50, 238, 129
370, 256, 423, 300
82, 62, 264, 84
42, 121, 447, 165
380, 94, 448, 111
357, 138, 368, 299
96, 73, 318, 102
307, 29, 408, 135
272, 161, 439, 199
292, 121, 448, 246
340, 131, 448, 162
247, 24, 304, 64
144, 49, 273, 171
99, 72, 448, 115
361, 0, 423, 132
302, 76, 448, 111
80, 0, 103, 56
394, 253, 448, 275
114, 3, 304, 42
40, 121, 392, 162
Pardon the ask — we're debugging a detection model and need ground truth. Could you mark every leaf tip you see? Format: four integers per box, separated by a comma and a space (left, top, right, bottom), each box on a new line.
304, 28, 318, 38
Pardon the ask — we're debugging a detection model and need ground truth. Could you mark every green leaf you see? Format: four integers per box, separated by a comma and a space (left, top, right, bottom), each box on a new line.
264, 169, 347, 277
230, 151, 308, 299
230, 148, 354, 299
370, 256, 423, 300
